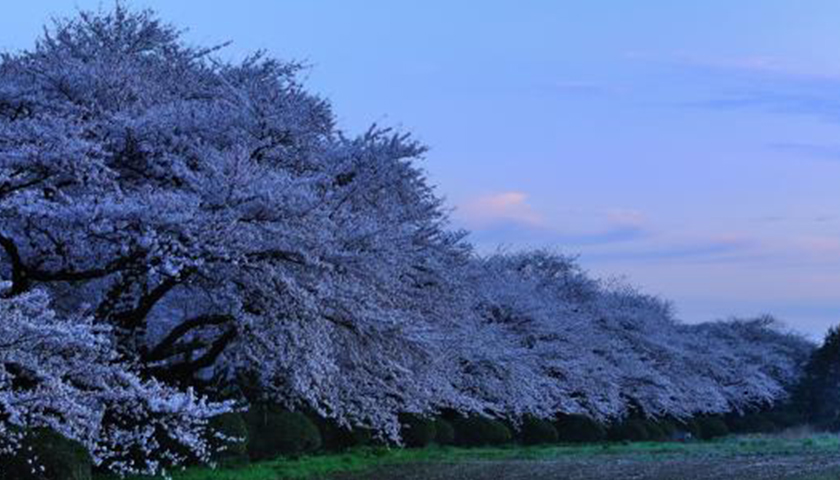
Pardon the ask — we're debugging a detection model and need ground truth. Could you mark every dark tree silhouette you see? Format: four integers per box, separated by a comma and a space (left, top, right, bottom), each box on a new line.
794, 326, 840, 430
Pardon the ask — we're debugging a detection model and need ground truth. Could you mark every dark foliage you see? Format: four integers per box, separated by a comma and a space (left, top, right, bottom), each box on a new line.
608, 418, 651, 442
766, 409, 805, 431
208, 412, 249, 465
0, 429, 92, 480
433, 418, 456, 445
693, 416, 729, 440
725, 403, 805, 435
643, 421, 666, 441
654, 419, 678, 440
519, 417, 559, 445
325, 426, 373, 451
306, 414, 373, 452
244, 406, 322, 460
793, 326, 840, 430
728, 413, 776, 433
554, 414, 607, 443
453, 416, 513, 447
400, 414, 437, 448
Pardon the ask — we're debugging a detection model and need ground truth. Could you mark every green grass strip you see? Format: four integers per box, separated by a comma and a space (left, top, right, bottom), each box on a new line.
104, 434, 840, 480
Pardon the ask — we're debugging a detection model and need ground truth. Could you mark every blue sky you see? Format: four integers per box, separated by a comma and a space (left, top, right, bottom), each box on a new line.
2, 1, 839, 338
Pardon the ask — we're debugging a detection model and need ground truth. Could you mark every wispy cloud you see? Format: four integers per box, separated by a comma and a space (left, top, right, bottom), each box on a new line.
606, 209, 646, 229
582, 234, 761, 265
456, 193, 649, 249
752, 215, 787, 224
628, 51, 840, 123
465, 221, 646, 249
796, 236, 840, 258
694, 92, 840, 123
627, 51, 840, 82
752, 214, 837, 224
669, 54, 840, 81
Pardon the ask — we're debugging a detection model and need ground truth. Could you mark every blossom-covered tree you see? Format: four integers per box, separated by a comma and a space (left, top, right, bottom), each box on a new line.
454, 251, 813, 422
0, 285, 229, 476
0, 5, 473, 440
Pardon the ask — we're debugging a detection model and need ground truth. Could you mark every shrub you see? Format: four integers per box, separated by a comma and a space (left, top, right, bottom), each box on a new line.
695, 416, 729, 440
453, 416, 512, 447
331, 427, 373, 450
208, 412, 249, 465
244, 406, 322, 460
400, 414, 437, 448
753, 416, 779, 433
0, 428, 92, 480
519, 417, 558, 445
309, 418, 372, 452
643, 420, 665, 441
654, 419, 677, 440
726, 413, 776, 434
304, 413, 373, 452
608, 418, 650, 442
767, 410, 803, 430
433, 418, 455, 445
554, 414, 607, 443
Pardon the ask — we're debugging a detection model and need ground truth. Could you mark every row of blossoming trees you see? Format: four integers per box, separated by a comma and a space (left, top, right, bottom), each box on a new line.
0, 6, 813, 476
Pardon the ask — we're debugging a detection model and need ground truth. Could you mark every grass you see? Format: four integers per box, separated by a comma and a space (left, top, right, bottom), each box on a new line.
105, 434, 840, 480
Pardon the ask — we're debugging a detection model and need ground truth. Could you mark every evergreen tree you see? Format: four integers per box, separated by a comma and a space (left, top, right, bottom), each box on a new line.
795, 326, 840, 430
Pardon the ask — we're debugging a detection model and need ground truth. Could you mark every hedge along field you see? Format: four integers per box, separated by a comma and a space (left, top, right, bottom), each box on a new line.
103, 434, 840, 480
94, 405, 837, 480
7, 402, 819, 480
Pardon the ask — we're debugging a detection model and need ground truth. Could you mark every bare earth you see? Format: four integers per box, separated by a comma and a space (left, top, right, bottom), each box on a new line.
335, 454, 840, 480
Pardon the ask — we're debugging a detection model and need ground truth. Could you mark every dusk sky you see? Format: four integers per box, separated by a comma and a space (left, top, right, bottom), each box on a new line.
2, 1, 839, 338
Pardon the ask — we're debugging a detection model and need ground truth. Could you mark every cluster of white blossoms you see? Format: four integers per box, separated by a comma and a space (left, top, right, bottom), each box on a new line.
0, 5, 813, 474
0, 286, 230, 475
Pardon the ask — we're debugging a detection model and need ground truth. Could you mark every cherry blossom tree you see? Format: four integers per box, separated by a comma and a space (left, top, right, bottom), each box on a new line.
455, 251, 813, 422
0, 4, 472, 441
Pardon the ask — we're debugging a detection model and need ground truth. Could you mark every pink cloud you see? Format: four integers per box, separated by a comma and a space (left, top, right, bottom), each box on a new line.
606, 209, 647, 229
797, 236, 840, 257
456, 191, 543, 228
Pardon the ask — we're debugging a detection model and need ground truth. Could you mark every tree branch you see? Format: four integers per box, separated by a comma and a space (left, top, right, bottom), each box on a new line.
26, 251, 143, 283
0, 234, 30, 295
109, 271, 190, 331
144, 314, 234, 363
149, 327, 237, 381
246, 249, 306, 265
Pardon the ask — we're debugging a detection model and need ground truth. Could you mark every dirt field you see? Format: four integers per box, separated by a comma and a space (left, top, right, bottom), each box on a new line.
336, 452, 840, 480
